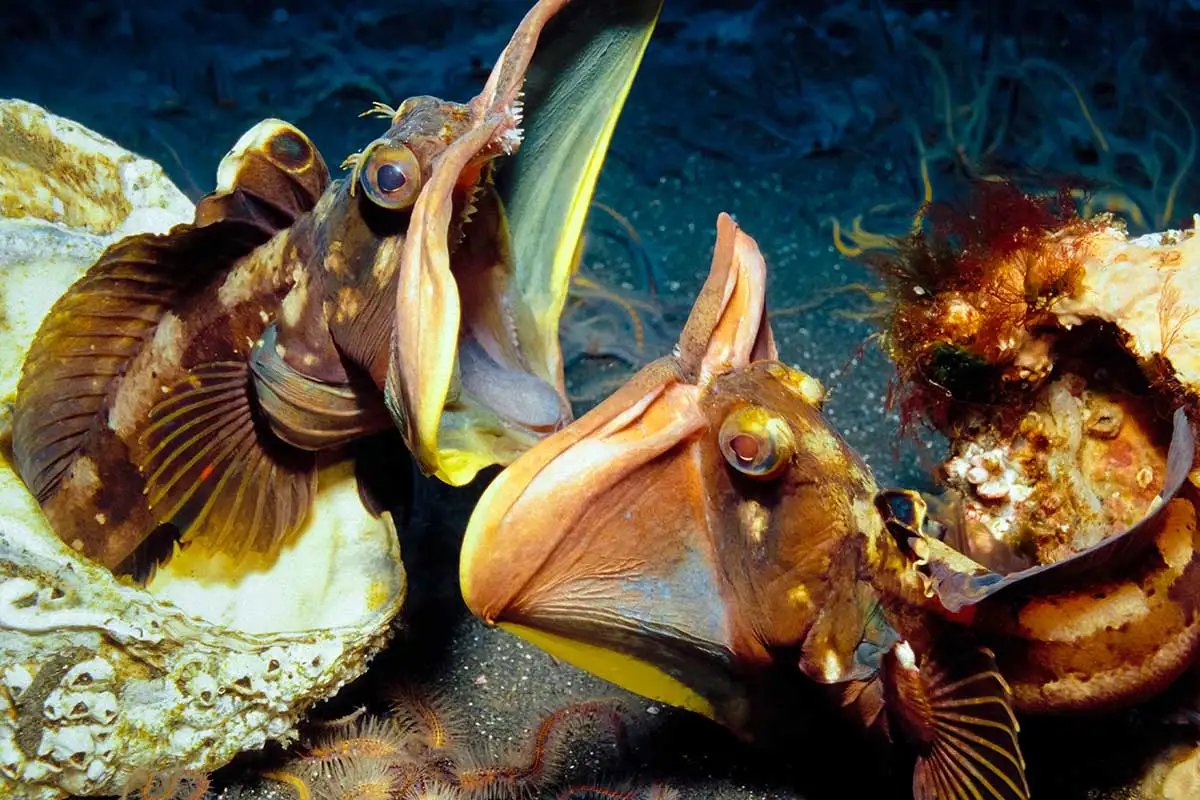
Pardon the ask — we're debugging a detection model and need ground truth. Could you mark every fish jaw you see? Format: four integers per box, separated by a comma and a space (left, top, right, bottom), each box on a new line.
382, 0, 571, 485
460, 215, 861, 728
386, 0, 663, 485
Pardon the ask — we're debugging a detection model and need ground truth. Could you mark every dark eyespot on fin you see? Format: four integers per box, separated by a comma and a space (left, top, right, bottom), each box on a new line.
799, 541, 897, 684
133, 361, 316, 564
884, 643, 1029, 800
196, 120, 330, 232
13, 121, 329, 504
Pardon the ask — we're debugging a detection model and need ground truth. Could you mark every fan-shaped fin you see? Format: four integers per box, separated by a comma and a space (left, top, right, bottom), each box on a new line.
884, 643, 1029, 800
13, 232, 253, 502
13, 120, 328, 505
135, 361, 316, 562
251, 323, 392, 451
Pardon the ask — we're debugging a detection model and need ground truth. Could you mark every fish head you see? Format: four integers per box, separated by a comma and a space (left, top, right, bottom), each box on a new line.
460, 214, 881, 733
344, 96, 482, 218
382, 0, 662, 486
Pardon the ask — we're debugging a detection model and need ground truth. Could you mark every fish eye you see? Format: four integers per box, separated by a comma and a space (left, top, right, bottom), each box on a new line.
718, 405, 795, 480
360, 144, 422, 210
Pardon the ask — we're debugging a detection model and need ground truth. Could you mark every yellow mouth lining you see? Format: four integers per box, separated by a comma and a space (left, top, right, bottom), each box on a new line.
499, 622, 715, 719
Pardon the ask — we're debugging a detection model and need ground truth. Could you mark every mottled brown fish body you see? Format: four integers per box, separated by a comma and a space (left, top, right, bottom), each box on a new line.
13, 0, 598, 579
309, 180, 410, 389
23, 221, 304, 571
13, 95, 537, 578
13, 121, 332, 576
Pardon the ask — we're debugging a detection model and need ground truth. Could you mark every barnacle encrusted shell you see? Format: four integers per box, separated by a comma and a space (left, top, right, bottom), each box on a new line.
0, 100, 406, 798
1053, 220, 1200, 392
882, 204, 1200, 570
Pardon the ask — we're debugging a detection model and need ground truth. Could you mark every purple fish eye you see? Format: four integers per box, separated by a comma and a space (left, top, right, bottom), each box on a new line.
358, 143, 421, 210
376, 163, 408, 193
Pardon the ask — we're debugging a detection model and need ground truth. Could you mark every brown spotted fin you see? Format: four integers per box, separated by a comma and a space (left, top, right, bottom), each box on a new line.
13, 119, 330, 575
883, 642, 1029, 800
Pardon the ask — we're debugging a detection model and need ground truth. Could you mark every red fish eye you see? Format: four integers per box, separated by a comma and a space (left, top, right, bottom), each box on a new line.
718, 405, 795, 480
729, 433, 760, 463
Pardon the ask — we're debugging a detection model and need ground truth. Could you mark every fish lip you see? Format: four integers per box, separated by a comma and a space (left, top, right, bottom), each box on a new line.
387, 0, 580, 484
459, 407, 746, 724
459, 359, 684, 621
460, 215, 783, 727
461, 213, 774, 618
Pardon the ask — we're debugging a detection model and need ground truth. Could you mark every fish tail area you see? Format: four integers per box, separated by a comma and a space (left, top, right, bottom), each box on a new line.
883, 641, 1030, 800
131, 360, 317, 572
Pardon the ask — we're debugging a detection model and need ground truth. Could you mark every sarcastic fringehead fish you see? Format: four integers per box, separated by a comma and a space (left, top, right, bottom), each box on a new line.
11, 0, 661, 579
462, 213, 1200, 800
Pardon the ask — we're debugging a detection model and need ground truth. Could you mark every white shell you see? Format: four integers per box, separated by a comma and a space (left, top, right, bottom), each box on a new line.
0, 99, 406, 798
1053, 219, 1200, 395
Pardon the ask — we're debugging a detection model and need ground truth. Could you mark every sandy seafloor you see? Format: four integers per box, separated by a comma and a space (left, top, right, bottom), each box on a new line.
5, 1, 1200, 797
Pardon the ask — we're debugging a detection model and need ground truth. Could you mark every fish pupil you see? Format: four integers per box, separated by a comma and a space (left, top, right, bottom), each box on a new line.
377, 163, 408, 193
730, 433, 760, 463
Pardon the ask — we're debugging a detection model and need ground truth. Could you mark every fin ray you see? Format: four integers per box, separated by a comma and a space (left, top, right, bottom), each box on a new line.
13, 120, 327, 514
146, 409, 248, 510
132, 361, 316, 568
887, 644, 1029, 800
934, 738, 1013, 800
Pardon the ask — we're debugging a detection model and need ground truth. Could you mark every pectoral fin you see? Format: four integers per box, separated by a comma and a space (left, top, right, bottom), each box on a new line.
251, 323, 391, 450
884, 642, 1029, 800
135, 360, 316, 562
13, 119, 326, 505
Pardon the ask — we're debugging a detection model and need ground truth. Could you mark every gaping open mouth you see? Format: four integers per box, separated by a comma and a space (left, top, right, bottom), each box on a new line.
385, 0, 663, 486
460, 214, 778, 726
